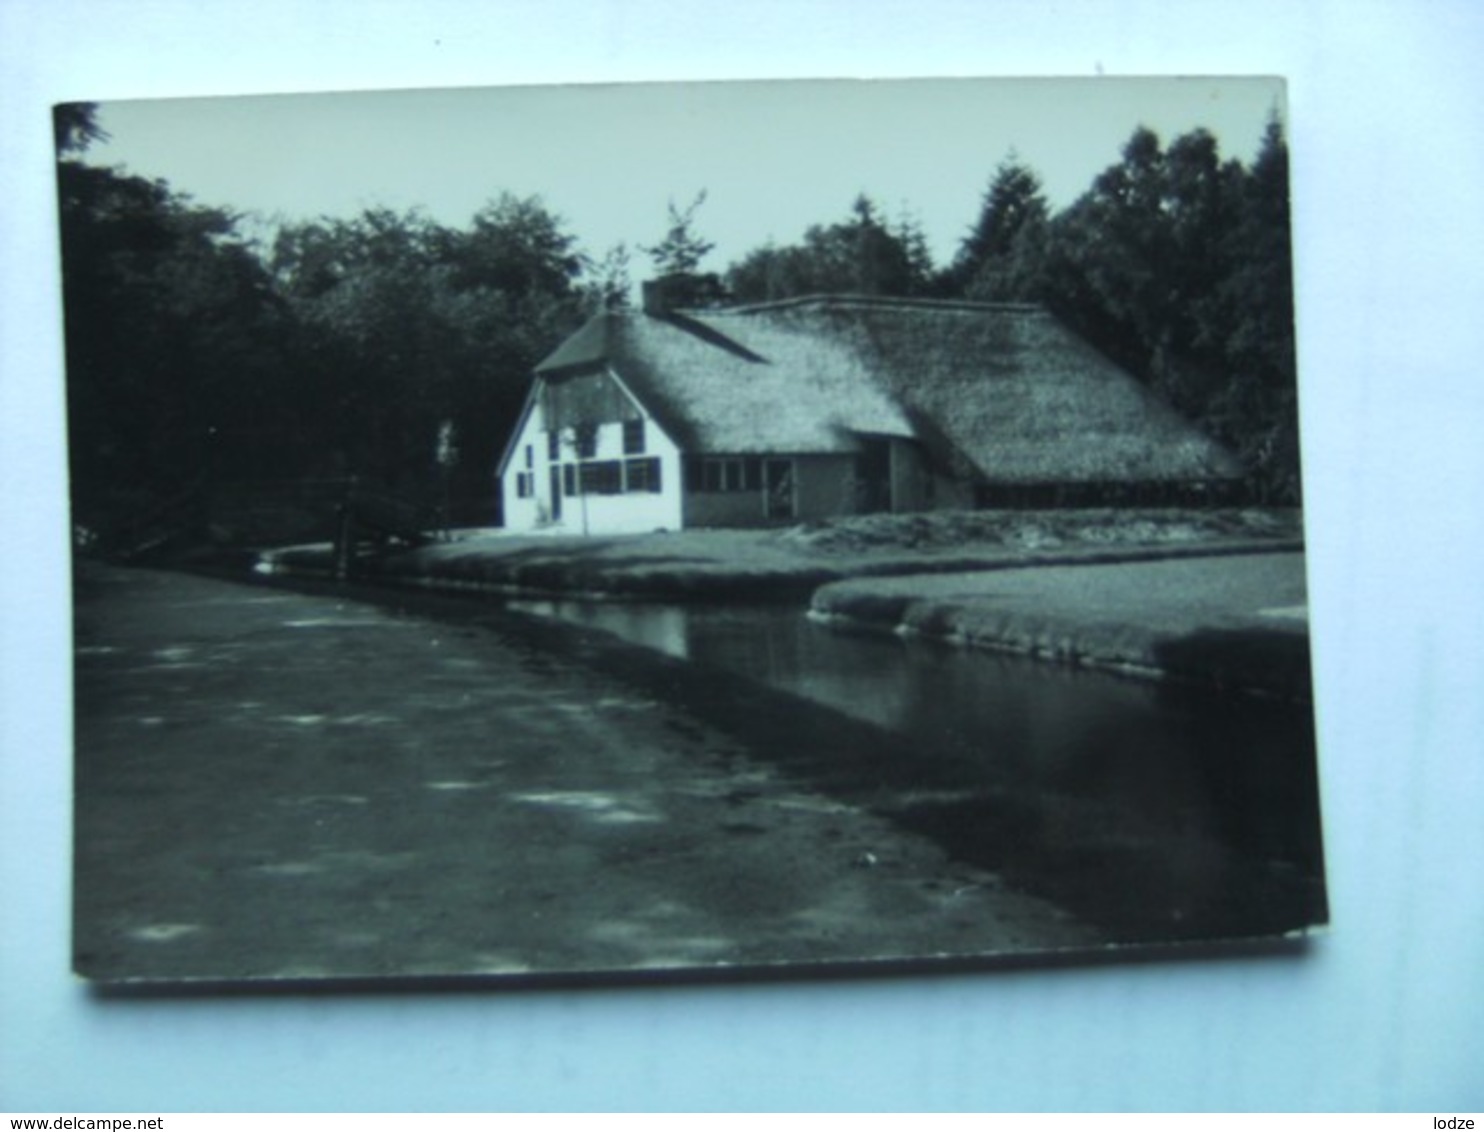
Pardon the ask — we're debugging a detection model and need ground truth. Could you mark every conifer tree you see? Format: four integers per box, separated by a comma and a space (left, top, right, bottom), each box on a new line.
947, 153, 1050, 296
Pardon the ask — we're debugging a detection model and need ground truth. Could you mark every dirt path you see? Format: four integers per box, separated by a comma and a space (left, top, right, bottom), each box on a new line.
73, 564, 1093, 985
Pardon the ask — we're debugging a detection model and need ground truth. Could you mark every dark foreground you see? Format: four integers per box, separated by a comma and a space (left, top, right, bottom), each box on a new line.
74, 564, 1097, 984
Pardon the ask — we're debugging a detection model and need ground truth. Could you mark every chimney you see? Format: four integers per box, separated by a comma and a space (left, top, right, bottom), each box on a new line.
642, 274, 685, 316
642, 272, 726, 315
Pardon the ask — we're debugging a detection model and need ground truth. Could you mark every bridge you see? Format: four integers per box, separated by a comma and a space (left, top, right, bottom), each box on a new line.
87, 477, 446, 575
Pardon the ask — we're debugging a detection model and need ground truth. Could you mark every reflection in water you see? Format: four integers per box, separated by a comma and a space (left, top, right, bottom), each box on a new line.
509, 600, 693, 661
506, 597, 1326, 943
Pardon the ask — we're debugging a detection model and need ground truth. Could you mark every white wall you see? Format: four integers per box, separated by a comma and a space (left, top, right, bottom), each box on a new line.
554, 416, 683, 535
501, 383, 684, 535
499, 393, 550, 532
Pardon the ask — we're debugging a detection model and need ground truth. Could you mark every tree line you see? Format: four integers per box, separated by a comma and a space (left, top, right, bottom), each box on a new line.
723, 122, 1299, 502
55, 104, 1300, 542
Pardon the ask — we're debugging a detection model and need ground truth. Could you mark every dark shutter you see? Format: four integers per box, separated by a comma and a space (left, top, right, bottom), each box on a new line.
623, 418, 646, 455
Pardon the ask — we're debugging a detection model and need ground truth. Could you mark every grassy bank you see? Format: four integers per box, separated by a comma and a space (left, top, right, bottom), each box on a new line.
811, 552, 1312, 700
261, 507, 1303, 601
254, 508, 1310, 698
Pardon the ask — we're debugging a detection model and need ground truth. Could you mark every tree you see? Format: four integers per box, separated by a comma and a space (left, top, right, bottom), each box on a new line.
892, 206, 938, 297
725, 194, 920, 303
725, 241, 811, 304
1204, 116, 1301, 500
1027, 121, 1302, 501
57, 155, 299, 529
832, 194, 917, 296
270, 209, 450, 485
448, 193, 585, 299
268, 195, 588, 509
584, 242, 634, 312
641, 190, 715, 276
1029, 127, 1207, 393
53, 102, 109, 156
947, 153, 1050, 298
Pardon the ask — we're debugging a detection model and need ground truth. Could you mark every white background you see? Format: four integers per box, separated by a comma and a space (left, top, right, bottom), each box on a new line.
3, 0, 1482, 1112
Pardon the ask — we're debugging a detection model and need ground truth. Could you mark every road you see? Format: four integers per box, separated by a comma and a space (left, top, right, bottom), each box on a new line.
73, 563, 1092, 984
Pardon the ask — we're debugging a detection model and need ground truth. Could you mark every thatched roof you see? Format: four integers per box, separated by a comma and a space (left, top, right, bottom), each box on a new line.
535, 295, 1240, 483
536, 308, 914, 455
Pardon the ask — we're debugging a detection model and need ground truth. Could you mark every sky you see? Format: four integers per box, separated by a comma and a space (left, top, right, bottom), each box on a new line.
88, 76, 1284, 273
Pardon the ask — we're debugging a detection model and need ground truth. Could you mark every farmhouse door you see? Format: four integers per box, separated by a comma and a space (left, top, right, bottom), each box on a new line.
765, 459, 795, 520
549, 466, 562, 522
856, 437, 891, 512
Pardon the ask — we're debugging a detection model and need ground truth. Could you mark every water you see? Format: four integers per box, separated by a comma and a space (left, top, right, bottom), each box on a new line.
507, 597, 1328, 945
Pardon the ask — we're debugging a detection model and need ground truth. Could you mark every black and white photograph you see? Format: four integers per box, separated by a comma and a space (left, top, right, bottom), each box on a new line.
59, 76, 1325, 986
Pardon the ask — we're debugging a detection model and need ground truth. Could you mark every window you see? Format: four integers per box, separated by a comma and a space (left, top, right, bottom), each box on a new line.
514, 471, 534, 498
625, 457, 661, 494
685, 456, 764, 494
623, 418, 646, 455
524, 445, 533, 469
563, 459, 658, 496
547, 430, 559, 461
579, 460, 623, 495
575, 425, 598, 459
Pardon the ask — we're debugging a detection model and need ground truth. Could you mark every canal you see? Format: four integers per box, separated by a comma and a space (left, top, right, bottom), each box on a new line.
501, 595, 1328, 946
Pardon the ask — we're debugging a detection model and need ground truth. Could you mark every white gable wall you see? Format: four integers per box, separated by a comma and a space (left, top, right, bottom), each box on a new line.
500, 374, 684, 535
499, 389, 552, 531
554, 411, 684, 535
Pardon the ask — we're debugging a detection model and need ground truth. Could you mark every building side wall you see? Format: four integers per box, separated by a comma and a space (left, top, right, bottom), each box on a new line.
929, 472, 975, 510
885, 438, 922, 512
683, 488, 767, 528
681, 453, 860, 528
503, 373, 972, 533
793, 454, 864, 521
507, 406, 972, 531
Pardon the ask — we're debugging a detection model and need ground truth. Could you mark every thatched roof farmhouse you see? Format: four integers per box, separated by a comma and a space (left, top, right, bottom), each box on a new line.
498, 287, 1240, 534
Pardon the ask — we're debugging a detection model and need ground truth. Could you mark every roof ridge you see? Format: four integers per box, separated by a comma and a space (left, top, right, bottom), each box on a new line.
710, 293, 1048, 317
650, 309, 768, 364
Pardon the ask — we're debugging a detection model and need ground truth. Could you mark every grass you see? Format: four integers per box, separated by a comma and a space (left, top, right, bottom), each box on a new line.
811, 553, 1313, 700
261, 507, 1304, 601
253, 507, 1311, 698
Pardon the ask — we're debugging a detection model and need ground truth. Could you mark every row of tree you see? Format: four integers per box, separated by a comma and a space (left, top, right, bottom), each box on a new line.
56, 104, 1300, 544
58, 109, 617, 531
722, 122, 1299, 500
